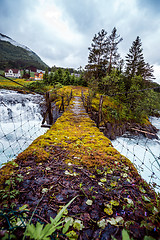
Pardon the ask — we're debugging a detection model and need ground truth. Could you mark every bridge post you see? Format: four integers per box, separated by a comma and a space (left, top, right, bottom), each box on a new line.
46, 92, 53, 125
59, 95, 64, 112
97, 95, 103, 128
81, 90, 85, 105
86, 95, 90, 113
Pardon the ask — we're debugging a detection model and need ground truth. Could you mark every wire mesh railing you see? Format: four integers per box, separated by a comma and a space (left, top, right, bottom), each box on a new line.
111, 128, 160, 191
0, 73, 74, 166
0, 89, 46, 165
81, 90, 160, 192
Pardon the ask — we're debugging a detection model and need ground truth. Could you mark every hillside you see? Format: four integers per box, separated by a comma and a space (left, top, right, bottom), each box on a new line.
0, 33, 48, 70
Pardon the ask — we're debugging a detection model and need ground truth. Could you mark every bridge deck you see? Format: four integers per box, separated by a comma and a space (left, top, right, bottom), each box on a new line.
0, 94, 159, 239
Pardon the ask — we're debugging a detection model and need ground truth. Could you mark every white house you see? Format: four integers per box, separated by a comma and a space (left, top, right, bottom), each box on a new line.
37, 69, 45, 74
5, 69, 21, 78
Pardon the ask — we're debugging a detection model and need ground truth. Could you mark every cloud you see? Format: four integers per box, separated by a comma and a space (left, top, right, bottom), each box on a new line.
153, 64, 160, 84
0, 0, 160, 83
137, 0, 160, 13
54, 0, 100, 33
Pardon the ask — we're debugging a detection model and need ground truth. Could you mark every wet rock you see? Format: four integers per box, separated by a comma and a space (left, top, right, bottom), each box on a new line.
71, 205, 80, 213
90, 209, 100, 221
100, 224, 117, 240
35, 177, 50, 185
26, 192, 37, 201
80, 213, 90, 222
93, 229, 101, 239
81, 229, 93, 240
47, 210, 56, 219
21, 179, 31, 188
80, 201, 88, 211
56, 194, 64, 202
90, 110, 158, 140
129, 222, 145, 239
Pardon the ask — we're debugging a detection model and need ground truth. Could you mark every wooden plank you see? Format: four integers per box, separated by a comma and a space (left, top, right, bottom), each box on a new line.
41, 124, 52, 128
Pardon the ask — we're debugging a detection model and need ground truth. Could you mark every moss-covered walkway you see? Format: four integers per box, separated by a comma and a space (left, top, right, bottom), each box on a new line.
0, 90, 160, 239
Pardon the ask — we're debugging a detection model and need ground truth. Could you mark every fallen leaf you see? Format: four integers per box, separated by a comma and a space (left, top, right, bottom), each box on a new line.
110, 181, 117, 187
73, 219, 84, 231
86, 199, 93, 206
42, 188, 48, 193
110, 200, 119, 206
106, 216, 124, 226
100, 178, 107, 183
104, 205, 113, 215
97, 219, 106, 229
46, 167, 51, 170
124, 198, 134, 206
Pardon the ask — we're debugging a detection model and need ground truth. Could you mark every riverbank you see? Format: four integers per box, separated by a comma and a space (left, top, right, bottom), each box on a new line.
0, 76, 51, 94
101, 120, 158, 140
0, 88, 159, 240
84, 92, 159, 140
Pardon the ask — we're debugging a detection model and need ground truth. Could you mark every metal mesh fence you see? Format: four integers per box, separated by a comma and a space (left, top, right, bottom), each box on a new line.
81, 90, 160, 192
0, 90, 46, 165
111, 121, 160, 192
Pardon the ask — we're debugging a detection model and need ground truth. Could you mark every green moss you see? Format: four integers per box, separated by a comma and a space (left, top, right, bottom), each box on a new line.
0, 162, 16, 188
0, 86, 153, 193
16, 146, 49, 163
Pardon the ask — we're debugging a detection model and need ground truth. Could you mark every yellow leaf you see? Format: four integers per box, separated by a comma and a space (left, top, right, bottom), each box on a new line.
100, 178, 107, 183
110, 200, 119, 206
104, 206, 113, 215
110, 181, 117, 187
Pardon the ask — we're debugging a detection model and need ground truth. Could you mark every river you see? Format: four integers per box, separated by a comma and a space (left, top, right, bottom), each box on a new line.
112, 117, 160, 192
0, 89, 47, 166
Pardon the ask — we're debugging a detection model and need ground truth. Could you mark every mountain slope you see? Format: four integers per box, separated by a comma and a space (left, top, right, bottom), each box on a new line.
0, 33, 48, 70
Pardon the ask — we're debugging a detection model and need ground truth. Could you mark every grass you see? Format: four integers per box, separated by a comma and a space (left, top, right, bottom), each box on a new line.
0, 76, 33, 90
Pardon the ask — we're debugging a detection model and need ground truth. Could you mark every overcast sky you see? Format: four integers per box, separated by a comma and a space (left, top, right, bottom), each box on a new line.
0, 0, 160, 83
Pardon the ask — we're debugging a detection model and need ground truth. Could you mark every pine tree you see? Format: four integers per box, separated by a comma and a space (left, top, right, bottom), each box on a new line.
125, 36, 154, 85
49, 71, 55, 85
86, 28, 123, 84
107, 27, 123, 73
86, 29, 109, 80
63, 69, 71, 85
70, 74, 76, 85
142, 62, 155, 82
57, 68, 63, 84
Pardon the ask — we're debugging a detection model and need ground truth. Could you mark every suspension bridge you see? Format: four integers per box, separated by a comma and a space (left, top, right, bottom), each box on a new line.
0, 83, 160, 239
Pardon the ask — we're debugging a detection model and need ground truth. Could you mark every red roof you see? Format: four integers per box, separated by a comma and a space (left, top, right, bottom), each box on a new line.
5, 68, 20, 73
35, 72, 43, 76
